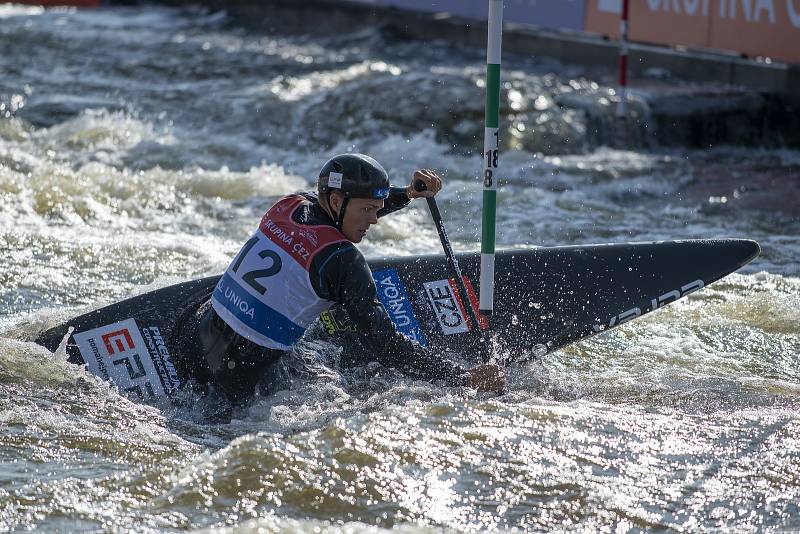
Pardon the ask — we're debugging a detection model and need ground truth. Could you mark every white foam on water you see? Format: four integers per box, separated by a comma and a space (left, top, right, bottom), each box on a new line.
0, 4, 45, 17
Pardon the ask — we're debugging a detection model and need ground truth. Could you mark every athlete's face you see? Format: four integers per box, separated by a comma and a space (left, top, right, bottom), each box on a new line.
330, 193, 383, 243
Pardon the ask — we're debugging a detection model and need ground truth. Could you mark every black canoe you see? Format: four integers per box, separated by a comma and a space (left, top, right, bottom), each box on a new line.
35, 239, 759, 400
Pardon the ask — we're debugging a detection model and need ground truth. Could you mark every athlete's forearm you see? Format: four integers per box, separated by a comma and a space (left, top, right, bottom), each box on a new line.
348, 302, 469, 385
312, 246, 468, 385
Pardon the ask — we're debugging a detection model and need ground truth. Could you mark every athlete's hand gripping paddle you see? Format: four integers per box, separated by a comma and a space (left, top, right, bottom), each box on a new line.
413, 179, 491, 365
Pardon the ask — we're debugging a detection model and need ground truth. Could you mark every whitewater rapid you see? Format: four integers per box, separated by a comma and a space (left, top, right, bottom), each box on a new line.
1, 5, 799, 532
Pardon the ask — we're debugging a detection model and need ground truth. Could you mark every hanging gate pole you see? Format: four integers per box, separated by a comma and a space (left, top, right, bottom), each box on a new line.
480, 0, 503, 324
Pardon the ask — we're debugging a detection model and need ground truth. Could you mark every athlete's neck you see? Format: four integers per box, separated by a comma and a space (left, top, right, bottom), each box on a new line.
308, 196, 337, 227
319, 195, 338, 223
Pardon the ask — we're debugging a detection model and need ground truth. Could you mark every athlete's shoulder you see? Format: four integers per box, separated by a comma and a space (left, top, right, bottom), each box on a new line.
313, 240, 363, 274
309, 240, 371, 300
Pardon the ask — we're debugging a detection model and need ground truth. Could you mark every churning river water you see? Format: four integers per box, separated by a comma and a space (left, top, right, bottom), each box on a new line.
1, 5, 799, 532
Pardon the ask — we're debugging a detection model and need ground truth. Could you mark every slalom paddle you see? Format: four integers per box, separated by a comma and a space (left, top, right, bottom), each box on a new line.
414, 180, 490, 364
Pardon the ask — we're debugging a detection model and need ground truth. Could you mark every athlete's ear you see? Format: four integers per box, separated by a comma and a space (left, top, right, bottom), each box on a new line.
328, 190, 343, 215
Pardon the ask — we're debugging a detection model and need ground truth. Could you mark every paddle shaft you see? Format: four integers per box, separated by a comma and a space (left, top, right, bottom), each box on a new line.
414, 181, 489, 363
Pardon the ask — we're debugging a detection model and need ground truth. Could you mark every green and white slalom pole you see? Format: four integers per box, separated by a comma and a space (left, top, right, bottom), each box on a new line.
480, 0, 503, 360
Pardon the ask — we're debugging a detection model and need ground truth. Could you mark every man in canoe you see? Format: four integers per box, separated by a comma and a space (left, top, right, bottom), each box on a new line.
179, 153, 505, 405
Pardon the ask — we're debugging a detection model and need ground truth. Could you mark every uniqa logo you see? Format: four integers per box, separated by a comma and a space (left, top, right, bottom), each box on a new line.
379, 275, 412, 327
224, 286, 256, 318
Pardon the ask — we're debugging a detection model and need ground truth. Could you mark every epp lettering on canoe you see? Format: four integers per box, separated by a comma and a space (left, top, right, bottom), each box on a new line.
72, 319, 170, 401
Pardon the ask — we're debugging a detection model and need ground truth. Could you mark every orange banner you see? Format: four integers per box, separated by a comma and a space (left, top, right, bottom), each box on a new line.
585, 0, 800, 64
712, 0, 800, 61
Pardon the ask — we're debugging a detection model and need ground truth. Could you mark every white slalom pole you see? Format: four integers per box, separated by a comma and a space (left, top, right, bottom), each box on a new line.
480, 0, 502, 323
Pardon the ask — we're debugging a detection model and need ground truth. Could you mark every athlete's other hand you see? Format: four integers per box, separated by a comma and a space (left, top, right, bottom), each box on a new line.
468, 363, 506, 394
408, 169, 443, 199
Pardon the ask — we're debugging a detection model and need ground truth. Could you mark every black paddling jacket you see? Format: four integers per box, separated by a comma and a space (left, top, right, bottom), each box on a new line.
195, 189, 470, 403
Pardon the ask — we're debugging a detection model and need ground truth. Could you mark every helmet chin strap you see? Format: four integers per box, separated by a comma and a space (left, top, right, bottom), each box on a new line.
331, 194, 350, 232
